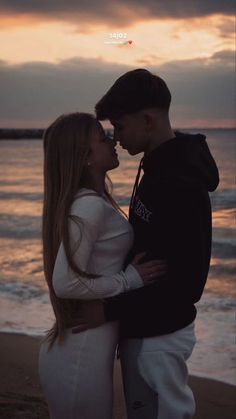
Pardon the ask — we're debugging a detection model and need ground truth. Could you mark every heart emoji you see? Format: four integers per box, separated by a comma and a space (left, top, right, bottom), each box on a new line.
128, 40, 133, 44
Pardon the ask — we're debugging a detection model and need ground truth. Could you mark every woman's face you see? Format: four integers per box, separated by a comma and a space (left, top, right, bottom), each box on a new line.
88, 123, 119, 173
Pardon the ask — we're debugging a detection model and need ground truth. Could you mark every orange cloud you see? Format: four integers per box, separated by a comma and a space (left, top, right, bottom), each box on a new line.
0, 0, 235, 31
0, 14, 235, 69
0, 14, 47, 29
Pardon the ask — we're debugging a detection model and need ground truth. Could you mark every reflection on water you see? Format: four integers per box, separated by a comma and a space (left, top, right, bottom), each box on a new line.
0, 199, 42, 217
0, 238, 44, 285
213, 208, 235, 229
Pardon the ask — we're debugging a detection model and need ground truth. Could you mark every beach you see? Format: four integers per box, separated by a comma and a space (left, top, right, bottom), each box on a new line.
0, 131, 235, 417
0, 332, 235, 419
1, 132, 235, 385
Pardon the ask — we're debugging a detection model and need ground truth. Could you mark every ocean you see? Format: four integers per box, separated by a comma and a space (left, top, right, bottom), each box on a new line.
0, 129, 235, 385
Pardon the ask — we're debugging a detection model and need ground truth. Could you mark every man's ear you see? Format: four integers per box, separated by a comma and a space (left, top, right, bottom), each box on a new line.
143, 111, 155, 131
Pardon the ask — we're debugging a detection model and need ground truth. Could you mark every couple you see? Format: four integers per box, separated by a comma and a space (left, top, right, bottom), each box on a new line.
39, 69, 219, 419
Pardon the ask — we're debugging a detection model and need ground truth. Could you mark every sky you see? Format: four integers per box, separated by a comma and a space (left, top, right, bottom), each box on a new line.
0, 0, 235, 128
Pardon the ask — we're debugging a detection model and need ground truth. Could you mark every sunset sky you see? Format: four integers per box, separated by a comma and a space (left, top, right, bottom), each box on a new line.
0, 0, 235, 128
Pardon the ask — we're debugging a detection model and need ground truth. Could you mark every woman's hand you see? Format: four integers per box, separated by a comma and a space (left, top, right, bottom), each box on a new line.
131, 252, 167, 285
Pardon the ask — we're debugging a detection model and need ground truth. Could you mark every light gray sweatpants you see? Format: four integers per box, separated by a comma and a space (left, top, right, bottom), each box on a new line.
119, 322, 196, 419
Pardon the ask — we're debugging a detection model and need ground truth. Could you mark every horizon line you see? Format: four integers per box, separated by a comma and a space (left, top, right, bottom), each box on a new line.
0, 127, 235, 131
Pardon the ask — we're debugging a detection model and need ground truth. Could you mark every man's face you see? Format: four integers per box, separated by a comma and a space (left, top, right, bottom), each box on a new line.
110, 113, 147, 155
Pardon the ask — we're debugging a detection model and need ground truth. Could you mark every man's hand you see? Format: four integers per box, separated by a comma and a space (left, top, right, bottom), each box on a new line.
131, 252, 167, 284
71, 300, 106, 334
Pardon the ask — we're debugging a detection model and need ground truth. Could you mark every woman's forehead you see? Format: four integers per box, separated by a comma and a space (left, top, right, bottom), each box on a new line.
90, 121, 105, 144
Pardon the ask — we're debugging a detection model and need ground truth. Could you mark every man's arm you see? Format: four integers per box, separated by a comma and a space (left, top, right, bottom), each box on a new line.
104, 186, 212, 322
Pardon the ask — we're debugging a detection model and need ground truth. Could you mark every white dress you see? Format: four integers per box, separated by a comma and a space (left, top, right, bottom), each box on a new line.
38, 190, 142, 419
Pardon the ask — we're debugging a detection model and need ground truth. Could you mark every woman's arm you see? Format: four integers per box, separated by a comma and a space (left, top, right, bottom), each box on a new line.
52, 196, 143, 300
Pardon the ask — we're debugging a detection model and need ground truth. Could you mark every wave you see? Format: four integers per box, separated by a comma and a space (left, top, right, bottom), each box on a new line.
0, 191, 43, 201
0, 281, 46, 300
211, 240, 236, 259
210, 190, 236, 210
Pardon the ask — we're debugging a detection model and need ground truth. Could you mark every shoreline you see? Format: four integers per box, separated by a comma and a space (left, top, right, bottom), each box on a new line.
0, 332, 235, 419
1, 325, 235, 387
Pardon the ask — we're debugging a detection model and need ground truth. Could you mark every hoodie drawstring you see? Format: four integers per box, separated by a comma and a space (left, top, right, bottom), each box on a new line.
130, 157, 144, 211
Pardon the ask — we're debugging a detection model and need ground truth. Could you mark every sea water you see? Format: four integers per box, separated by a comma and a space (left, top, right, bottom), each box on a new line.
0, 129, 235, 385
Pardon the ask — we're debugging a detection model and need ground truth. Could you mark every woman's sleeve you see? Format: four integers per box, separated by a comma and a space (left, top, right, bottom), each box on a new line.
52, 196, 143, 299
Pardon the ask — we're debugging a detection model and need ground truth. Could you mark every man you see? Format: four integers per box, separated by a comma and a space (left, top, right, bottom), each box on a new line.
93, 69, 219, 419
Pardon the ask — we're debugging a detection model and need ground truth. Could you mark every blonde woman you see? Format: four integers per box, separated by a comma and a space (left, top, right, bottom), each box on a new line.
38, 113, 166, 419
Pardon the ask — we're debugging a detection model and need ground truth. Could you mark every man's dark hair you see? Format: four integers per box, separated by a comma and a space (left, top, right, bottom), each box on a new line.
95, 69, 171, 120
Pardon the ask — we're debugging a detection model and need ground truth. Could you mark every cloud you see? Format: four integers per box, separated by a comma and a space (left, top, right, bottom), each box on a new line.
0, 58, 126, 127
0, 50, 235, 128
217, 17, 235, 39
153, 52, 235, 126
0, 0, 235, 28
211, 49, 235, 63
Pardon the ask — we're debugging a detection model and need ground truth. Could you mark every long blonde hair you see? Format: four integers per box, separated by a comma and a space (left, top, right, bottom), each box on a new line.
42, 113, 120, 348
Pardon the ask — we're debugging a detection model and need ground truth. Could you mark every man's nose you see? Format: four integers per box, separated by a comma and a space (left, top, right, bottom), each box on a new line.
106, 133, 116, 145
109, 136, 117, 146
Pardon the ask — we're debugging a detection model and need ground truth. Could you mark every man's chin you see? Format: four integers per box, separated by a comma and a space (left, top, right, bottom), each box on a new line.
121, 145, 139, 155
127, 149, 141, 156
122, 146, 135, 155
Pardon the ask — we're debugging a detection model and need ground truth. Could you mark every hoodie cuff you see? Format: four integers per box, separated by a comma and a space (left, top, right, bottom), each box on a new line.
123, 264, 143, 290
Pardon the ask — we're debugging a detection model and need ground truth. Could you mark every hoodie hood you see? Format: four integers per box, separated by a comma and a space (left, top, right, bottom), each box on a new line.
142, 132, 219, 192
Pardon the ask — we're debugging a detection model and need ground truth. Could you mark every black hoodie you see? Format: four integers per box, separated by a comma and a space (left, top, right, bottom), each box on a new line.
104, 132, 219, 338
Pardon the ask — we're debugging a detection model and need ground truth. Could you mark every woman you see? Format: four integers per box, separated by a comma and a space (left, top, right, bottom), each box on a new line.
38, 113, 166, 419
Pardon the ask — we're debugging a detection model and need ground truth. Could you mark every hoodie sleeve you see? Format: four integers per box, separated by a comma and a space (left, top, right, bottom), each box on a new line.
162, 186, 212, 301
103, 185, 212, 321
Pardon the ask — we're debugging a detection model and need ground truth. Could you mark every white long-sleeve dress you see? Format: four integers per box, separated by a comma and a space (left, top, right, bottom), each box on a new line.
38, 189, 143, 419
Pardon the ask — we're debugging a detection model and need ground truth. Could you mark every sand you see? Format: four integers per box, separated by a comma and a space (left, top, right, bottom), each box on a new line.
0, 332, 235, 418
